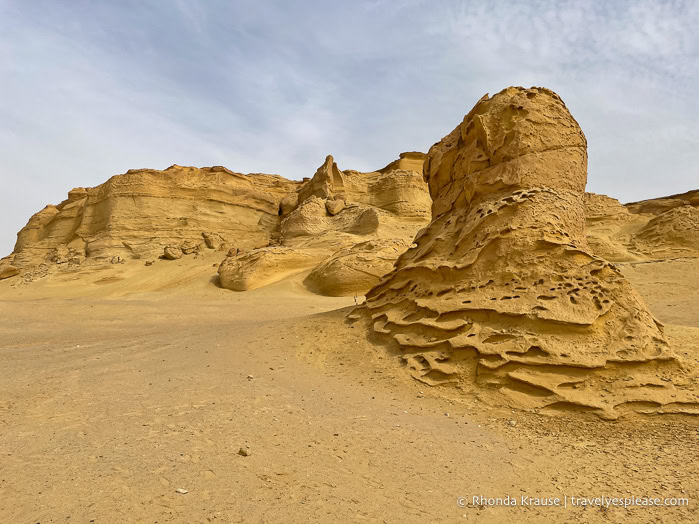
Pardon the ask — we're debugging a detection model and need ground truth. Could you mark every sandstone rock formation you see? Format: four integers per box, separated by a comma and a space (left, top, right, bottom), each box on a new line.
279, 155, 431, 248
5, 153, 432, 292
582, 189, 699, 262
583, 193, 639, 262
304, 238, 409, 297
354, 87, 698, 419
218, 247, 321, 291
626, 189, 699, 215
216, 153, 432, 293
163, 246, 183, 260
9, 165, 299, 271
633, 205, 699, 257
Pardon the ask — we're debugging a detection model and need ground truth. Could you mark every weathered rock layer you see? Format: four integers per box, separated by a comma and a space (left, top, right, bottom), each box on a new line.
4, 154, 431, 292
10, 165, 299, 269
216, 154, 431, 292
355, 87, 698, 419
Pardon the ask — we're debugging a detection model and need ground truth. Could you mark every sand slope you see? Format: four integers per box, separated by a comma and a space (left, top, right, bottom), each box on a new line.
1, 267, 697, 523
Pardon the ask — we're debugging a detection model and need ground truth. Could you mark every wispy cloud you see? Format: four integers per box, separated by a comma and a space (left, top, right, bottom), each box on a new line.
0, 0, 697, 255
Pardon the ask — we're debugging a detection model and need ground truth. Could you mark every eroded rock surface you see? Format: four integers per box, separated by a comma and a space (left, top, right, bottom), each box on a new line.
304, 239, 409, 297
583, 190, 699, 262
217, 153, 431, 292
10, 165, 299, 273
354, 86, 698, 419
218, 247, 322, 291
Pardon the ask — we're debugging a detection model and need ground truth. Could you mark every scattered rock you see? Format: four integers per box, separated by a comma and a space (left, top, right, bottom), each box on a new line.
175, 488, 189, 494
145, 260, 154, 266
163, 247, 182, 260
238, 446, 251, 457
202, 232, 225, 250
181, 241, 201, 255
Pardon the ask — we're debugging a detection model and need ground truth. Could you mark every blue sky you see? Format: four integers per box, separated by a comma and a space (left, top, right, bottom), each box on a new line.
1, 0, 698, 256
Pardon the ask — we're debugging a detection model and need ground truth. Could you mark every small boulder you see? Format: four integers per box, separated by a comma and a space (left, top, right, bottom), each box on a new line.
0, 265, 20, 280
202, 232, 224, 250
181, 241, 201, 255
163, 246, 183, 260
325, 198, 345, 216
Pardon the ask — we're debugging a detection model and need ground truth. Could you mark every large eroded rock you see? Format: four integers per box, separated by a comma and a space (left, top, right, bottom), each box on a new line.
304, 238, 409, 297
217, 247, 321, 291
354, 86, 698, 419
11, 165, 299, 267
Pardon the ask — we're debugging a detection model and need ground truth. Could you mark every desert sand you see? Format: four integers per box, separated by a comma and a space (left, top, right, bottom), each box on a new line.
1, 87, 697, 523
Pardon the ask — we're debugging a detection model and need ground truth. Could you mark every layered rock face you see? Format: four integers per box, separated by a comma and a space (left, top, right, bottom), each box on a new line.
10, 165, 299, 269
626, 189, 699, 215
279, 154, 430, 251
583, 189, 699, 261
356, 87, 698, 419
216, 154, 431, 291
4, 151, 431, 292
288, 153, 430, 220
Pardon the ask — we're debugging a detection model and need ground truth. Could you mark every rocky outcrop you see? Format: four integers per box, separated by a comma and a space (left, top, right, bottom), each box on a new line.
626, 189, 699, 215
6, 152, 433, 292
282, 154, 431, 220
10, 165, 300, 269
378, 152, 426, 174
281, 197, 380, 243
304, 238, 409, 297
353, 87, 698, 419
214, 152, 432, 292
163, 246, 183, 260
581, 190, 699, 262
583, 193, 640, 262
633, 205, 699, 257
217, 247, 321, 291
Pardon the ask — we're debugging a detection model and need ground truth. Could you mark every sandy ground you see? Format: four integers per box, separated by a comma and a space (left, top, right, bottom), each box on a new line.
0, 256, 697, 523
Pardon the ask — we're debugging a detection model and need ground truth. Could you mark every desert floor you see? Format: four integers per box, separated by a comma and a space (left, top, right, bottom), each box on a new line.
1, 255, 697, 523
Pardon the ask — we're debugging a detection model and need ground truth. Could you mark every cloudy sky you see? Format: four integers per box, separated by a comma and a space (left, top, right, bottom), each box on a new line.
1, 0, 697, 256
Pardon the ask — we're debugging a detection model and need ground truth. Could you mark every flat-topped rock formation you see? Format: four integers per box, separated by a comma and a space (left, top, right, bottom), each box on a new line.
353, 86, 698, 419
626, 189, 699, 215
8, 165, 299, 271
